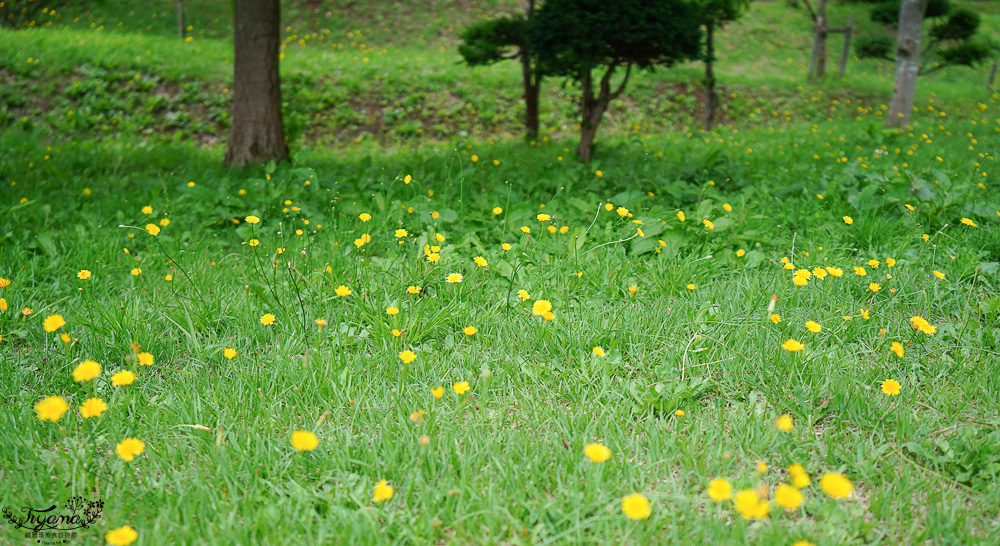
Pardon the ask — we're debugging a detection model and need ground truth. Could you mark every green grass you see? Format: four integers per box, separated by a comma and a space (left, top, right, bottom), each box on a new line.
2, 1, 1000, 544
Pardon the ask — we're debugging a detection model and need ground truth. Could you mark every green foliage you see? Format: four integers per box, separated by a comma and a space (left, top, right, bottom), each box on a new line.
856, 34, 895, 59
930, 7, 980, 41
458, 16, 527, 66
528, 0, 703, 76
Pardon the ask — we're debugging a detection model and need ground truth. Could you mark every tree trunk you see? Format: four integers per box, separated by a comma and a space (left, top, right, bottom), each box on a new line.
224, 0, 289, 168
576, 68, 606, 163
520, 51, 540, 140
808, 0, 828, 79
703, 21, 718, 131
177, 0, 185, 40
887, 0, 929, 128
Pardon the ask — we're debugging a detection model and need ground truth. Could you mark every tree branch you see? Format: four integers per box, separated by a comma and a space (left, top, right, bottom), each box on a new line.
801, 0, 817, 22
609, 62, 632, 101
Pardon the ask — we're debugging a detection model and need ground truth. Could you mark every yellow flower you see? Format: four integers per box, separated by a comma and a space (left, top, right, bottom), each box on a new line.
260, 313, 276, 325
391, 329, 402, 337
248, 239, 259, 247
960, 217, 977, 227
453, 381, 471, 395
782, 339, 805, 352
463, 326, 477, 336
616, 206, 630, 217
520, 226, 530, 234
0, 277, 9, 288
431, 386, 444, 399
621, 493, 651, 520
517, 290, 530, 301
291, 430, 319, 451
775, 483, 804, 510
595, 170, 603, 177
446, 273, 463, 284
629, 285, 638, 294
492, 207, 502, 215
245, 215, 260, 224
686, 283, 697, 290
80, 398, 108, 419
706, 478, 732, 502
130, 268, 142, 276
826, 266, 844, 277
386, 307, 399, 316
890, 342, 904, 358
399, 350, 416, 364
736, 249, 746, 257
373, 479, 394, 502
770, 314, 781, 324
703, 219, 714, 230
819, 472, 853, 499
854, 266, 867, 277
60, 333, 71, 344
407, 285, 422, 295
532, 299, 552, 316
105, 525, 138, 546
473, 256, 487, 267
756, 460, 768, 473
674, 409, 685, 417
335, 285, 351, 297
860, 308, 870, 320
315, 318, 327, 328
165, 274, 173, 282
501, 243, 512, 251
723, 203, 733, 212
583, 442, 611, 463
842, 216, 853, 225
788, 463, 811, 489
137, 352, 154, 366
792, 542, 815, 546
223, 347, 237, 359
805, 321, 821, 333
112, 370, 137, 386
358, 212, 371, 222
34, 396, 69, 422
911, 316, 936, 335
394, 228, 408, 238
734, 489, 769, 519
869, 282, 881, 292
115, 438, 146, 462
141, 206, 153, 215
72, 359, 102, 382
593, 346, 605, 357
792, 275, 808, 287
145, 224, 160, 236
775, 414, 794, 432
933, 270, 945, 279
868, 259, 880, 268
812, 267, 827, 279
43, 314, 66, 333
887, 258, 896, 267
77, 270, 92, 280
881, 379, 901, 396
677, 211, 685, 222
537, 213, 551, 222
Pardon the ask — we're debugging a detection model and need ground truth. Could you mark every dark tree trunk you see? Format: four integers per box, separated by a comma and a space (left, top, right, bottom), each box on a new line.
576, 63, 630, 163
703, 21, 718, 131
520, 49, 540, 139
808, 0, 828, 79
177, 0, 185, 39
224, 0, 289, 168
887, 0, 929, 128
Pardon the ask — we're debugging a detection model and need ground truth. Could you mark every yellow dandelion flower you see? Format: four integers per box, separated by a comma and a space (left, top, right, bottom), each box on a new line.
399, 350, 416, 364
34, 396, 69, 422
819, 472, 853, 499
43, 314, 66, 333
532, 299, 552, 316
463, 326, 477, 336
137, 352, 154, 366
446, 273, 463, 284
775, 483, 804, 510
335, 285, 351, 297
782, 339, 805, 352
77, 270, 92, 280
291, 430, 319, 451
621, 494, 651, 520
105, 525, 138, 546
776, 414, 794, 432
111, 370, 137, 386
223, 347, 237, 359
260, 313, 276, 325
80, 398, 108, 419
583, 443, 611, 463
72, 360, 102, 382
373, 479, 394, 502
881, 379, 901, 396
707, 478, 732, 502
453, 381, 470, 395
805, 320, 821, 333
115, 438, 145, 462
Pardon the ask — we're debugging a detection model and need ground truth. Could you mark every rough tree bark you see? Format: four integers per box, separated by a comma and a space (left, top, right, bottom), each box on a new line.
576, 62, 631, 163
887, 0, 929, 128
703, 21, 718, 131
224, 0, 289, 167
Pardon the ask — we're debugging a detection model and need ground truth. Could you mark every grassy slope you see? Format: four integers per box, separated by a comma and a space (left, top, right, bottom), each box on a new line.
1, 1, 1000, 545
1, 0, 997, 149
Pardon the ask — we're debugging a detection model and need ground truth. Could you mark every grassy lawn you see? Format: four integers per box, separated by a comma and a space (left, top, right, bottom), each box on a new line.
2, 1, 1000, 544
